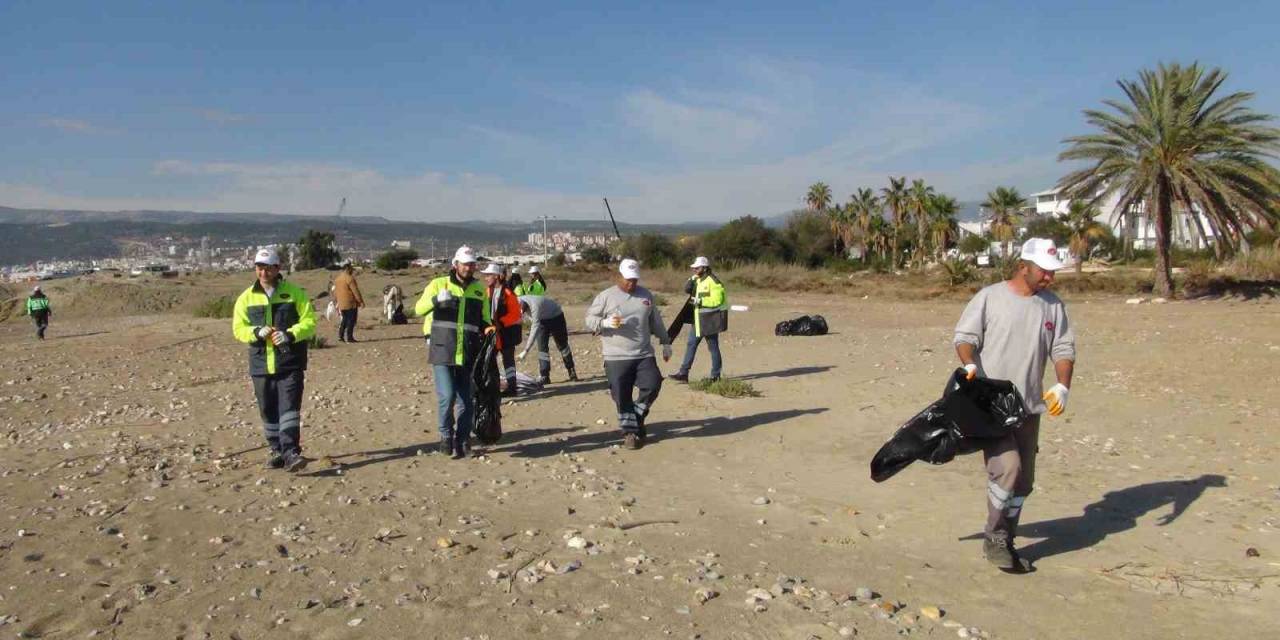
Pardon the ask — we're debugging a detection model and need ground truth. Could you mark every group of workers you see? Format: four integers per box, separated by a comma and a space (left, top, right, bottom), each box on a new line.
229, 235, 1075, 572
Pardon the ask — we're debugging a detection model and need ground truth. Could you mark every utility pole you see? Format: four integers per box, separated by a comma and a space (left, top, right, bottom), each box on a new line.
536, 215, 554, 264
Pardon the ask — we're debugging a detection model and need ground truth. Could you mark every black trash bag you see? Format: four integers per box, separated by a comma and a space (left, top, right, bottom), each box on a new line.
390, 304, 408, 325
471, 331, 503, 445
667, 300, 694, 341
870, 369, 1028, 483
775, 314, 828, 336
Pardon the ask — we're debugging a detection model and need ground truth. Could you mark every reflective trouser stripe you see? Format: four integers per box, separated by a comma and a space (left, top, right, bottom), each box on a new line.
1006, 496, 1026, 519
988, 481, 1011, 510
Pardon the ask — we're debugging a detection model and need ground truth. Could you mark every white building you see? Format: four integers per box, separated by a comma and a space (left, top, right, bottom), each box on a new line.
1030, 187, 1215, 250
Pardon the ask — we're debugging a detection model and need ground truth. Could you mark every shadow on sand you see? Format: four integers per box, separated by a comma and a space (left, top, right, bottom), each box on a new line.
961, 474, 1227, 563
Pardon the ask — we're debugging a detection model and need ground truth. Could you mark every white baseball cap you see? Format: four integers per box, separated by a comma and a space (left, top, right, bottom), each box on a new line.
618, 259, 641, 280
32, 285, 41, 293
254, 247, 281, 266
528, 265, 540, 274
452, 245, 477, 264
690, 256, 710, 269
511, 265, 522, 274
479, 263, 503, 276
1020, 238, 1066, 271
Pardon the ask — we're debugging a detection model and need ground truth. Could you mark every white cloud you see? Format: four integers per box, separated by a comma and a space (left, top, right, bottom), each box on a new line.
38, 118, 115, 134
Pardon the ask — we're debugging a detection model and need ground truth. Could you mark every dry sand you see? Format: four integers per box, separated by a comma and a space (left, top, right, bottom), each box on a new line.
1, 271, 1278, 639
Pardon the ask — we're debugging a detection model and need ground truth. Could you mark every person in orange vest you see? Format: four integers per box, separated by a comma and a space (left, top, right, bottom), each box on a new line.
481, 263, 522, 396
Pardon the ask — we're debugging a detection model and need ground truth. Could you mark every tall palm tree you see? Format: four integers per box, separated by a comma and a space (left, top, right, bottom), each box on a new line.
1057, 62, 1280, 297
1063, 200, 1109, 274
982, 186, 1027, 258
805, 182, 833, 213
928, 194, 961, 261
826, 203, 848, 256
880, 176, 909, 267
866, 214, 892, 262
907, 179, 936, 266
849, 187, 881, 261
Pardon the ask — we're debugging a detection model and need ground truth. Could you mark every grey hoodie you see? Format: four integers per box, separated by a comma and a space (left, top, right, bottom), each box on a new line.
585, 284, 670, 361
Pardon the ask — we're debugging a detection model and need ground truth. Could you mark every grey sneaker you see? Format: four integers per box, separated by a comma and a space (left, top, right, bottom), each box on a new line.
282, 451, 308, 472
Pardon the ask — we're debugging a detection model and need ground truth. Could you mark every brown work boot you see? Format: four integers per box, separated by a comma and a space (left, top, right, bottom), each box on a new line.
983, 531, 1030, 573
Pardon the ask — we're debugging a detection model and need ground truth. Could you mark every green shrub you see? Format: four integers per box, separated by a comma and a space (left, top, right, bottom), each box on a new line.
690, 377, 760, 398
194, 295, 236, 318
941, 258, 977, 287
375, 248, 418, 270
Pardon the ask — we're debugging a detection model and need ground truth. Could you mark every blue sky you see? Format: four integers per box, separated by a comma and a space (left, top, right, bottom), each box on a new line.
3, 0, 1279, 222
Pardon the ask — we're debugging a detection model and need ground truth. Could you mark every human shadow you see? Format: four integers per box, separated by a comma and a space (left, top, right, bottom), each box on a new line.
1012, 474, 1227, 562
734, 366, 835, 381
1185, 279, 1279, 301
52, 331, 110, 340
528, 376, 610, 400
297, 426, 586, 477
493, 407, 829, 459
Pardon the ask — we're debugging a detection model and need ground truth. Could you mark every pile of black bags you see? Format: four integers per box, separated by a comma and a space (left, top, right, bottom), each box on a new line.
870, 368, 1027, 482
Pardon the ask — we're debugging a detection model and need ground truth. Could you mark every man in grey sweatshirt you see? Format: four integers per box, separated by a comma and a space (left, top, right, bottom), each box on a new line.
585, 259, 672, 450
954, 237, 1076, 572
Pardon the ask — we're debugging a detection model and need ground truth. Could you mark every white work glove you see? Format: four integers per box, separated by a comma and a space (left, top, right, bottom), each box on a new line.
1043, 383, 1069, 417
609, 313, 623, 329
270, 330, 291, 346
661, 344, 672, 362
518, 349, 529, 361
963, 364, 978, 381
256, 326, 274, 340
436, 289, 454, 304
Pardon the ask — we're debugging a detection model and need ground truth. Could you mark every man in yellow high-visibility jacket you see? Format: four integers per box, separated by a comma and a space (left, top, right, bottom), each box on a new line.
669, 256, 727, 382
415, 246, 494, 459
231, 247, 317, 472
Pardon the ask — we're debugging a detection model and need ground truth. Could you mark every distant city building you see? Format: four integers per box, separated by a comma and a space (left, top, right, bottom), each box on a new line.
391, 240, 412, 250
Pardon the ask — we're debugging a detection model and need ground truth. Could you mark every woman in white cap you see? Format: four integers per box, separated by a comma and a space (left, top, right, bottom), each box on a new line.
517, 265, 548, 296
584, 259, 673, 450
480, 262, 522, 396
414, 246, 494, 459
952, 237, 1076, 572
230, 247, 318, 472
25, 285, 52, 340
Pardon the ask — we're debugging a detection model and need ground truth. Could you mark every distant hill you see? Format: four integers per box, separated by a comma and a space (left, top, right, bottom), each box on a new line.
0, 206, 720, 264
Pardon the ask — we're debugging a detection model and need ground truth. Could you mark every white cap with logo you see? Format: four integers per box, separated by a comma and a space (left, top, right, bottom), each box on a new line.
528, 265, 540, 274
690, 256, 710, 269
1020, 237, 1066, 271
479, 263, 503, 276
618, 259, 641, 280
452, 245, 477, 264
254, 247, 281, 266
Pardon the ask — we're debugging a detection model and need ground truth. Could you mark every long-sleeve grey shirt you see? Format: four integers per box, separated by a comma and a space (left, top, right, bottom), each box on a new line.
585, 285, 670, 361
518, 294, 563, 323
953, 282, 1076, 414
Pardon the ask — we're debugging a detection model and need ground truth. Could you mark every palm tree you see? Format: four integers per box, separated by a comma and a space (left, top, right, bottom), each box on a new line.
1063, 200, 1109, 274
1057, 62, 1280, 297
928, 194, 961, 261
805, 182, 833, 213
907, 179, 936, 266
849, 187, 881, 261
881, 176, 909, 267
826, 203, 848, 256
866, 214, 892, 262
982, 186, 1027, 258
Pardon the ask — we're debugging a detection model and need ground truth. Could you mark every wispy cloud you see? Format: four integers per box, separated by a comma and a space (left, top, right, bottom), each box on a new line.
38, 117, 115, 134
620, 89, 769, 157
194, 108, 253, 125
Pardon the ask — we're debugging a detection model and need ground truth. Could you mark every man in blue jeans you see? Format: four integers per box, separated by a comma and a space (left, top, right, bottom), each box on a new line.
669, 256, 727, 382
414, 246, 493, 459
